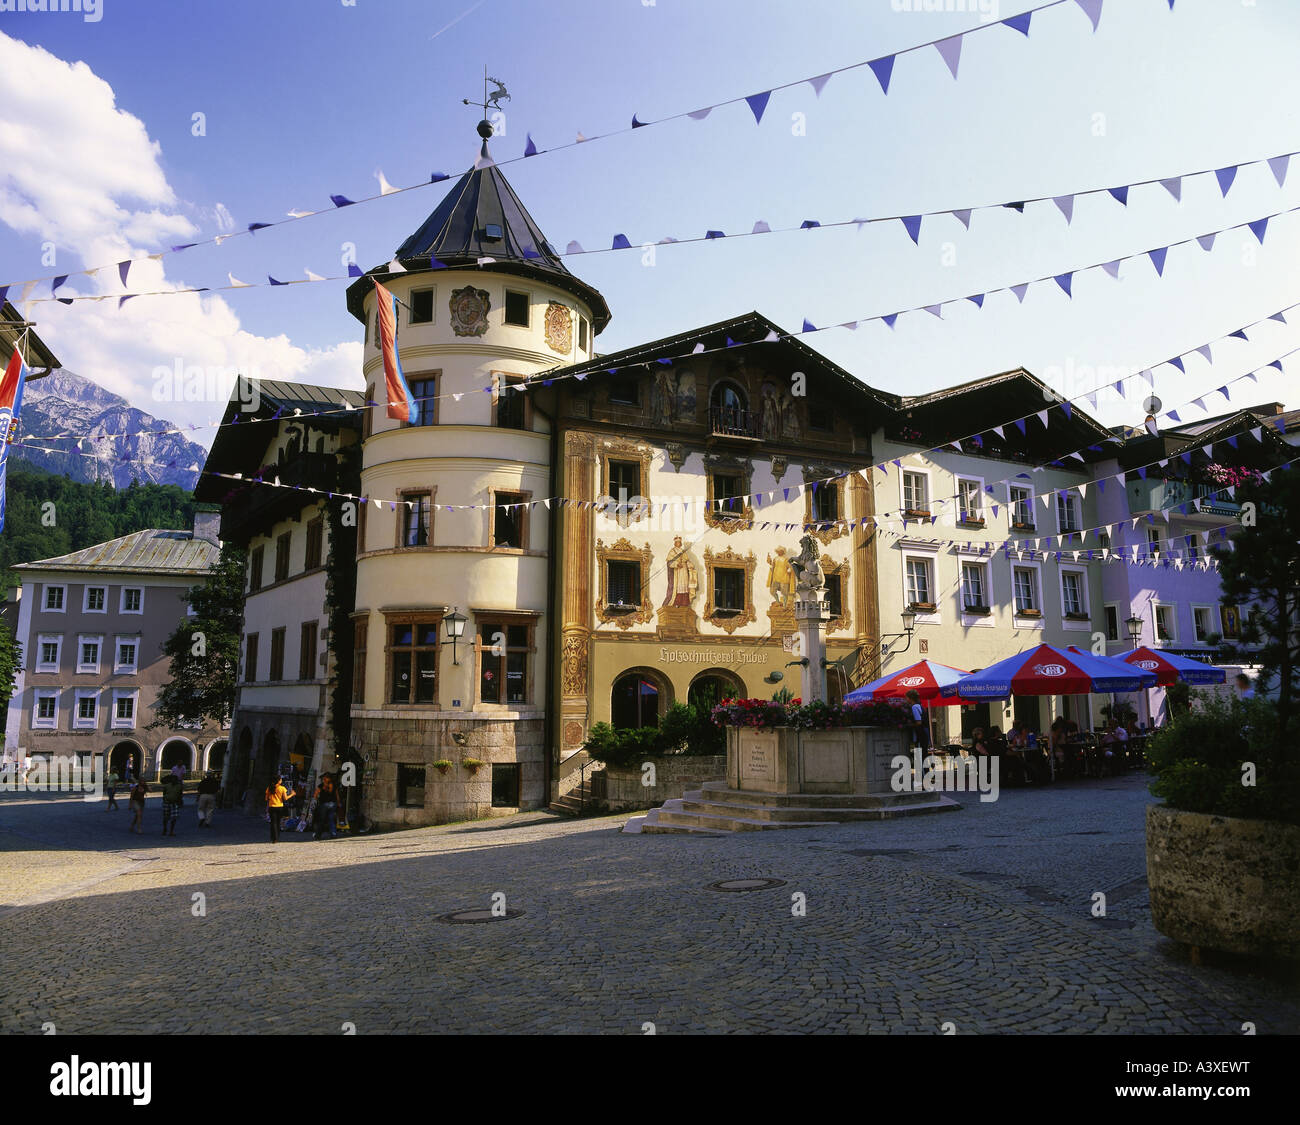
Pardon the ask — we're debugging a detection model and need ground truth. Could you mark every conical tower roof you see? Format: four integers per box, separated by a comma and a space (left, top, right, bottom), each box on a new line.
346, 144, 610, 331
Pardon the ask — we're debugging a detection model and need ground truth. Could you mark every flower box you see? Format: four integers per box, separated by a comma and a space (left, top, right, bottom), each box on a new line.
957, 518, 986, 529
1016, 608, 1042, 618
962, 604, 991, 615
1011, 522, 1036, 532
908, 602, 937, 614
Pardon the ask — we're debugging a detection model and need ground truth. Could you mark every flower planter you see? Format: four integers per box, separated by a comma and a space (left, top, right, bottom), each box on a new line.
1146, 805, 1300, 961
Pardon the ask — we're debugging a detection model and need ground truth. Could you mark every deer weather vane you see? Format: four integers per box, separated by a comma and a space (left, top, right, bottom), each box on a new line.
463, 68, 511, 117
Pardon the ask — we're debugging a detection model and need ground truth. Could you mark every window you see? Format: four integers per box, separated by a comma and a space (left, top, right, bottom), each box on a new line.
1098, 532, 1111, 551
492, 762, 521, 808
812, 481, 839, 524
249, 546, 265, 592
709, 382, 749, 436
710, 472, 745, 518
1147, 528, 1162, 555
408, 288, 434, 325
1013, 567, 1040, 615
1061, 570, 1087, 618
825, 573, 843, 619
115, 637, 139, 674
495, 374, 526, 429
36, 634, 62, 673
808, 402, 832, 432
608, 460, 640, 508
409, 376, 437, 427
397, 764, 426, 808
269, 627, 286, 681
112, 690, 138, 729
400, 492, 432, 547
1193, 606, 1213, 643
1104, 605, 1120, 643
578, 316, 590, 353
1155, 604, 1176, 642
504, 290, 529, 326
905, 558, 933, 608
713, 568, 745, 615
493, 493, 526, 549
961, 562, 987, 610
609, 375, 639, 405
478, 622, 531, 705
1057, 492, 1081, 532
300, 621, 319, 680
357, 503, 367, 556
388, 619, 440, 705
32, 692, 58, 729
75, 691, 98, 730
120, 587, 143, 614
363, 384, 375, 439
84, 586, 107, 613
958, 479, 983, 525
612, 671, 662, 729
1187, 536, 1201, 561
352, 618, 367, 704
1009, 485, 1034, 530
244, 633, 259, 683
902, 471, 929, 515
77, 635, 103, 674
274, 532, 291, 582
305, 517, 324, 570
607, 560, 641, 609
43, 585, 65, 612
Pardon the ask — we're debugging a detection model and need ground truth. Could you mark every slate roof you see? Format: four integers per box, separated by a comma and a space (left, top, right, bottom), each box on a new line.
345, 144, 610, 331
15, 529, 220, 576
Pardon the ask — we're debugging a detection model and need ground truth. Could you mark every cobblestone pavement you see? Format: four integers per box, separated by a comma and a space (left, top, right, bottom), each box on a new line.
1, 775, 1296, 1034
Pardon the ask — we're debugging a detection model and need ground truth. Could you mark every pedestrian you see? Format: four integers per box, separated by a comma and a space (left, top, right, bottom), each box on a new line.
265, 775, 293, 843
1236, 673, 1255, 700
160, 769, 183, 837
128, 778, 148, 834
904, 689, 930, 752
105, 773, 119, 811
196, 771, 220, 828
313, 773, 339, 840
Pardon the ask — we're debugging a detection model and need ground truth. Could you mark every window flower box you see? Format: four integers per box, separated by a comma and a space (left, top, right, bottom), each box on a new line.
908, 601, 937, 614
962, 604, 991, 615
902, 509, 932, 520
957, 518, 986, 529
1064, 612, 1091, 622
1016, 608, 1042, 618
1011, 522, 1036, 532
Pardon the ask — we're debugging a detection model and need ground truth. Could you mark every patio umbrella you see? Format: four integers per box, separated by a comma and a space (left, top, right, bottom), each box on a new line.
845, 659, 971, 706
953, 643, 1156, 699
1113, 646, 1227, 686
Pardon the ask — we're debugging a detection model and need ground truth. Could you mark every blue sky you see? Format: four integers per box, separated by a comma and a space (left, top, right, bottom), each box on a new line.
1, 0, 1297, 441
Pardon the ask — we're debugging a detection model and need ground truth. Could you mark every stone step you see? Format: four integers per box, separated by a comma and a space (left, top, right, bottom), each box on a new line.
674, 798, 937, 822
692, 783, 938, 809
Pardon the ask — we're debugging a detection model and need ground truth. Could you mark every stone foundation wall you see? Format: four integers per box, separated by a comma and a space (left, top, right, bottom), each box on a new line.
601, 755, 727, 810
353, 715, 545, 828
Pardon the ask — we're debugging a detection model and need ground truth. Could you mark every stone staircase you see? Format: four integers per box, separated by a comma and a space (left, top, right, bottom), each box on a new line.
623, 781, 959, 834
549, 776, 601, 816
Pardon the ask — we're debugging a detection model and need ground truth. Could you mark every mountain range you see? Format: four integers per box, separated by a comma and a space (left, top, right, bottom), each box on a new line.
12, 370, 207, 491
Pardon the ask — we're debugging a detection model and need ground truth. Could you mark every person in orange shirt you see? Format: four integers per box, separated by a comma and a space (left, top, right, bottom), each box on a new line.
265, 776, 293, 843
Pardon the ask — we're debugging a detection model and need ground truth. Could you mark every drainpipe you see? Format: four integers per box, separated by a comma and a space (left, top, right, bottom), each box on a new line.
531, 392, 559, 805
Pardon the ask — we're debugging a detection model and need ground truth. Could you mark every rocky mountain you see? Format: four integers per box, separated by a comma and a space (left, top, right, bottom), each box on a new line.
11, 370, 207, 490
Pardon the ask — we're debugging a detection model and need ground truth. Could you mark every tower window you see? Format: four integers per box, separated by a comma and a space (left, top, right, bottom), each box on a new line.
409, 289, 434, 325
504, 291, 530, 327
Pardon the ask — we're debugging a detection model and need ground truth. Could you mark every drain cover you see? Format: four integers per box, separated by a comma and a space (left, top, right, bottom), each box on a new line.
707, 878, 787, 892
437, 908, 524, 924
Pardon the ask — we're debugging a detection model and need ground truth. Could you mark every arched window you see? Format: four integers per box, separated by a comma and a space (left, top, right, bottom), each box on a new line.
709, 381, 749, 436
611, 670, 667, 730
688, 670, 744, 712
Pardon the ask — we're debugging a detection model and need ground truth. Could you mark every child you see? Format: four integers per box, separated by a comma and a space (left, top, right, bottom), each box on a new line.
128, 779, 148, 834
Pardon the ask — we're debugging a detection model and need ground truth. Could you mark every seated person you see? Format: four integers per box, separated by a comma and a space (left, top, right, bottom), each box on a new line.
969, 728, 989, 757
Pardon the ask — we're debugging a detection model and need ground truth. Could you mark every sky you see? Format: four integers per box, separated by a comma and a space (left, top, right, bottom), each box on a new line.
1, 0, 1298, 447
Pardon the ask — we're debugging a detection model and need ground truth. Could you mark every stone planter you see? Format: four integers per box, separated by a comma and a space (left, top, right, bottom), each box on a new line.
725, 725, 908, 796
1146, 804, 1300, 961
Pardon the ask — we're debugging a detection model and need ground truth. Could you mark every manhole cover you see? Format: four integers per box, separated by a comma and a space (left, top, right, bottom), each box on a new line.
436, 908, 525, 924
707, 878, 787, 892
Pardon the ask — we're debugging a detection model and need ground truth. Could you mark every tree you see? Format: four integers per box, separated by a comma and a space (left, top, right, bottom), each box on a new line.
0, 619, 21, 704
151, 541, 246, 729
1212, 466, 1300, 749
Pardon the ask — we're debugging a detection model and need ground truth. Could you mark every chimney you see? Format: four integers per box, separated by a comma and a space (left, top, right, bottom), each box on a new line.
192, 509, 221, 544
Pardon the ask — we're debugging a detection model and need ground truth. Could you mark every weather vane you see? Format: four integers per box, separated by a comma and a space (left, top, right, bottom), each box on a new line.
463, 66, 509, 137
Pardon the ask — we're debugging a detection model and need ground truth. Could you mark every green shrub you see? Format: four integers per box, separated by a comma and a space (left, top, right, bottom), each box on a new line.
1146, 695, 1299, 825
581, 723, 661, 769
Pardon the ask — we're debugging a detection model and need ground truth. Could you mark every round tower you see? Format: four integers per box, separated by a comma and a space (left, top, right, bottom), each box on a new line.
344, 130, 609, 825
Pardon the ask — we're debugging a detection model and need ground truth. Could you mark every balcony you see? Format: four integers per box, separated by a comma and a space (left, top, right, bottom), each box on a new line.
1126, 477, 1241, 522
221, 451, 344, 543
708, 406, 762, 441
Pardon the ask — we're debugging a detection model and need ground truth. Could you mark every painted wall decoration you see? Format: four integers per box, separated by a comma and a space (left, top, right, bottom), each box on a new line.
448, 285, 491, 336
545, 301, 573, 353
662, 537, 700, 607
674, 370, 697, 420
651, 369, 677, 427
767, 545, 797, 606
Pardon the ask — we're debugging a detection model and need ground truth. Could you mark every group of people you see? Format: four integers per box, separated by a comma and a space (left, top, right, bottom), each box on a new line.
960, 716, 1141, 783
264, 772, 341, 844
105, 765, 222, 835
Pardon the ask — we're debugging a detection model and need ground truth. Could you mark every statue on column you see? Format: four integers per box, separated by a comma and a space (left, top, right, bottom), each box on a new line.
790, 535, 825, 600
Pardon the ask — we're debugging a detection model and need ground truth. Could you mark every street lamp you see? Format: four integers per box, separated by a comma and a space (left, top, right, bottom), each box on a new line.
877, 608, 919, 667
1126, 614, 1144, 648
443, 609, 468, 666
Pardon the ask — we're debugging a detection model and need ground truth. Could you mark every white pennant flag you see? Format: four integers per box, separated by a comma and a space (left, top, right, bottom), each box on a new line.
228, 273, 253, 287
376, 169, 400, 196
305, 269, 326, 282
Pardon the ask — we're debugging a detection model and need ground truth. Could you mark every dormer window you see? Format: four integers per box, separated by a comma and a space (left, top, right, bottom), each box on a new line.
483, 223, 504, 241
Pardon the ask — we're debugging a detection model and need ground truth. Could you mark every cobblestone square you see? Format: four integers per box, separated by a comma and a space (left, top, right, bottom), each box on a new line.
1, 775, 1296, 1035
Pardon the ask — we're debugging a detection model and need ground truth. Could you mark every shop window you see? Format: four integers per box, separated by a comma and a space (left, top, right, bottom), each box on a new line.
397, 764, 426, 807
478, 622, 531, 705
492, 763, 521, 808
388, 619, 440, 705
611, 671, 661, 729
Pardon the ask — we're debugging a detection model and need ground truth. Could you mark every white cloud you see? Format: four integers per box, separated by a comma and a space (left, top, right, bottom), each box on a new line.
0, 31, 360, 446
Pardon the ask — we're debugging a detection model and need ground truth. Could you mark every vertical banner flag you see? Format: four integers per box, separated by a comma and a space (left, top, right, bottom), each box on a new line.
374, 279, 415, 422
0, 344, 29, 533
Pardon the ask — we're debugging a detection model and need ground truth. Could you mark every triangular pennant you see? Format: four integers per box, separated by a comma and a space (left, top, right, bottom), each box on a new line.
808, 73, 833, 97
966, 293, 984, 308
1196, 232, 1216, 252
1248, 217, 1269, 244
752, 220, 771, 234
1268, 154, 1290, 187
934, 35, 963, 79
924, 304, 943, 319
901, 215, 922, 244
952, 209, 972, 229
1194, 344, 1212, 363
1215, 165, 1238, 196
882, 313, 899, 329
1148, 246, 1168, 276
1108, 185, 1129, 206
1101, 259, 1122, 279
1003, 11, 1032, 35
868, 55, 895, 95
1054, 272, 1073, 297
745, 91, 772, 125
686, 108, 712, 121
1159, 176, 1182, 201
1011, 283, 1029, 303
1053, 195, 1075, 223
